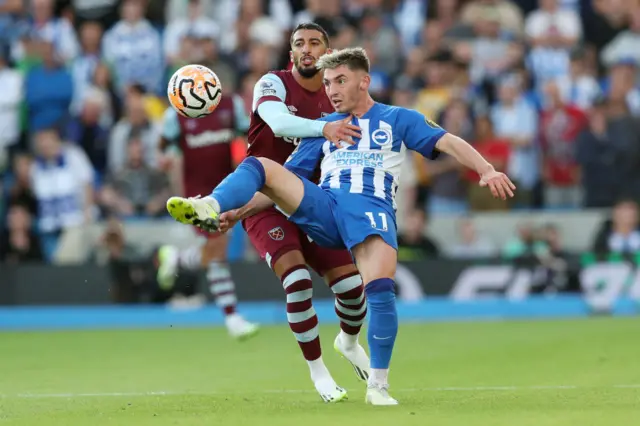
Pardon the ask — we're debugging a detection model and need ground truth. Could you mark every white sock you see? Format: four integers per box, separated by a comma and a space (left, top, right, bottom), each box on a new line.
179, 246, 202, 270
205, 196, 220, 212
338, 330, 359, 349
307, 356, 332, 382
369, 368, 389, 386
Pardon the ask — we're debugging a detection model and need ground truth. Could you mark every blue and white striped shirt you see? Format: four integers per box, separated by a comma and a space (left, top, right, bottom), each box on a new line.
285, 103, 446, 211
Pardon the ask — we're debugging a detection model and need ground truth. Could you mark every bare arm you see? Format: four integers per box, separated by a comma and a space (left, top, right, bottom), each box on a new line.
435, 133, 516, 200
435, 133, 493, 176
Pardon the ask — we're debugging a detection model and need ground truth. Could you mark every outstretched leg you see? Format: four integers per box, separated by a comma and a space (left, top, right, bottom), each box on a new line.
166, 156, 305, 231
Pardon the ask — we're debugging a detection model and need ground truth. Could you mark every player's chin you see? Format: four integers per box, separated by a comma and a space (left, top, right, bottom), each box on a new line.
297, 65, 320, 78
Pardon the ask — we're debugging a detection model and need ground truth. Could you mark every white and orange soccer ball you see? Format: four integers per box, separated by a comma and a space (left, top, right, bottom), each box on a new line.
167, 64, 222, 118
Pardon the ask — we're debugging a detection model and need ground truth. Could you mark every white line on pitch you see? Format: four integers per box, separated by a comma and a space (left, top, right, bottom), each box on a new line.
2, 384, 640, 398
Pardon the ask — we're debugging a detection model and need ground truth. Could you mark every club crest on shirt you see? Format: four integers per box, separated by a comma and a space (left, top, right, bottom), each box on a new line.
268, 227, 285, 241
371, 128, 392, 146
424, 116, 442, 129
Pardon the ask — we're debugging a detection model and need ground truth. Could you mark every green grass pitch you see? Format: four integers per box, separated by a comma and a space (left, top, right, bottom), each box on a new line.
1, 317, 639, 425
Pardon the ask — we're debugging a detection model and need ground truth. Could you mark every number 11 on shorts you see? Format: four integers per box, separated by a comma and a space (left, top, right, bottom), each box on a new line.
365, 211, 388, 231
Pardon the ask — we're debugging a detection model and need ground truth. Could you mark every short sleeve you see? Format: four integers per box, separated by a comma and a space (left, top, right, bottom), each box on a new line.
284, 137, 324, 180
398, 108, 447, 159
252, 73, 287, 112
162, 107, 181, 140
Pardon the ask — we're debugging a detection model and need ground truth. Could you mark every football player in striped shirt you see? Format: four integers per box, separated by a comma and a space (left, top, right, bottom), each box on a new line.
165, 47, 515, 405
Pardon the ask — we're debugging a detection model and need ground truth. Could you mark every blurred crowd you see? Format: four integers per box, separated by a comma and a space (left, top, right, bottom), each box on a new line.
2, 0, 640, 264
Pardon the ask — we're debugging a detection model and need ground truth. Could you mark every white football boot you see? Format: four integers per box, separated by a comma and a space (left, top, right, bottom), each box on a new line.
365, 383, 399, 406
334, 333, 370, 382
314, 377, 348, 403
224, 313, 259, 341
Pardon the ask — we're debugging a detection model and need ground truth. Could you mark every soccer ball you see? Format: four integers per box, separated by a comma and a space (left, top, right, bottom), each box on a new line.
167, 64, 222, 118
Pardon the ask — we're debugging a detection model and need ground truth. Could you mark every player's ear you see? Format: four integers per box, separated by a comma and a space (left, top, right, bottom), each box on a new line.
289, 50, 294, 63
325, 48, 333, 55
360, 74, 371, 91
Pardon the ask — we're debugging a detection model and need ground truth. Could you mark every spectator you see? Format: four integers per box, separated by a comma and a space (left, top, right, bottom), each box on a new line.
108, 89, 161, 173
414, 50, 454, 121
593, 199, 640, 255
601, 7, 640, 68
102, 0, 163, 97
361, 40, 391, 103
0, 0, 25, 56
11, 0, 79, 63
455, 7, 523, 87
465, 115, 511, 211
576, 97, 633, 208
65, 86, 111, 175
332, 22, 358, 51
424, 100, 472, 215
525, 0, 582, 49
293, 0, 342, 28
502, 222, 549, 260
99, 137, 171, 218
525, 0, 582, 87
539, 80, 587, 209
6, 153, 38, 216
490, 74, 539, 208
582, 0, 629, 55
555, 49, 602, 111
0, 48, 23, 158
0, 203, 43, 263
605, 60, 640, 116
24, 40, 73, 137
460, 0, 524, 37
72, 0, 120, 29
395, 47, 426, 92
70, 21, 103, 117
447, 217, 497, 258
163, 0, 220, 66
356, 8, 402, 76
30, 129, 95, 260
397, 208, 440, 260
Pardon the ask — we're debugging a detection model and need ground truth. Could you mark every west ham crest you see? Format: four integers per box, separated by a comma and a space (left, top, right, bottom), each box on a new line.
268, 227, 285, 241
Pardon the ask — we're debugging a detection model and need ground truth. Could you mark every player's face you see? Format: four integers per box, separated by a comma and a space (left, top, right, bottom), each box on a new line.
323, 65, 369, 113
290, 29, 328, 79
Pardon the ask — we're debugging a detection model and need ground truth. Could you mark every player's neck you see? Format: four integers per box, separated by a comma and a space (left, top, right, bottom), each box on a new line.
292, 67, 323, 92
350, 95, 376, 118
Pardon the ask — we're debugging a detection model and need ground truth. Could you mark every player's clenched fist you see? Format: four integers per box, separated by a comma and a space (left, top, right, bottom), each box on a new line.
218, 210, 241, 233
322, 115, 361, 146
479, 167, 516, 200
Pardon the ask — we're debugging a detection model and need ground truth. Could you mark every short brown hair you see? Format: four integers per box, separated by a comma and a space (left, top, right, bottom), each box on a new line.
316, 47, 370, 73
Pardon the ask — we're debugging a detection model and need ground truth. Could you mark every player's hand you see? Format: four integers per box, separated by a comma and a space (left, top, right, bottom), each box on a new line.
219, 209, 241, 233
322, 115, 361, 147
479, 167, 516, 200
